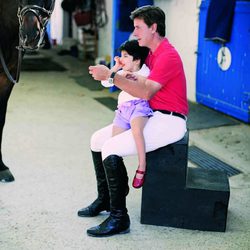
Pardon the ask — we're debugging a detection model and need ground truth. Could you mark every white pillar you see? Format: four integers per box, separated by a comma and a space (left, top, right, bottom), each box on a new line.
50, 0, 64, 45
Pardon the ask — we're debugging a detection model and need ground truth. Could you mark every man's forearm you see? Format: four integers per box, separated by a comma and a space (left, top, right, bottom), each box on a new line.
113, 73, 149, 100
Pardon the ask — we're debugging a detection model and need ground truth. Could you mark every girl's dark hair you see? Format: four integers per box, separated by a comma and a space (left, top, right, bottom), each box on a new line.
119, 39, 149, 67
130, 5, 166, 37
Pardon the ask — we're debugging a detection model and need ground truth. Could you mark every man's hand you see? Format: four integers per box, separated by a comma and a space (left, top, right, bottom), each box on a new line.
89, 65, 111, 81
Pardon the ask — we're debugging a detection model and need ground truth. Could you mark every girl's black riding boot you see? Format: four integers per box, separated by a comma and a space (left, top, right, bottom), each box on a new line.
87, 155, 130, 237
77, 151, 110, 217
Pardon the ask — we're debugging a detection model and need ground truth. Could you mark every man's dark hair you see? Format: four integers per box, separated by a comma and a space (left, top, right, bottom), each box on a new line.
119, 40, 149, 67
130, 5, 166, 37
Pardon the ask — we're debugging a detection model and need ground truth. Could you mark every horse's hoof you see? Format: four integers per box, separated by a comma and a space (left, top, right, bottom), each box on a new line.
0, 169, 15, 182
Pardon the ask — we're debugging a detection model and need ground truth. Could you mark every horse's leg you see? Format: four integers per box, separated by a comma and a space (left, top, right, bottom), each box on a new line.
0, 75, 15, 182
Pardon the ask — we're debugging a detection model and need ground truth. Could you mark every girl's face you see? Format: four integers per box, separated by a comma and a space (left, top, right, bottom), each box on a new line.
120, 50, 140, 72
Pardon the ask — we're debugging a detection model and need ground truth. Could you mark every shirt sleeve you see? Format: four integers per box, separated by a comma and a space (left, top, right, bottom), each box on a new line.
101, 70, 123, 88
147, 52, 180, 86
137, 64, 150, 77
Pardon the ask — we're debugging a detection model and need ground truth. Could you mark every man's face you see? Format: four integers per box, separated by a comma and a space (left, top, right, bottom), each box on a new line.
133, 18, 153, 47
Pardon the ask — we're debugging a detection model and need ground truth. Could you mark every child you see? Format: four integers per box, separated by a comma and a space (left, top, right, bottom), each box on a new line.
101, 39, 152, 188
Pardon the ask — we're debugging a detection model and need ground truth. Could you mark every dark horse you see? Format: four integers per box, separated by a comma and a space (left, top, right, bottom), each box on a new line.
0, 0, 55, 182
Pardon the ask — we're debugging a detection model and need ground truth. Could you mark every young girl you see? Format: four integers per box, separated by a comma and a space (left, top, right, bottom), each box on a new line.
101, 40, 152, 188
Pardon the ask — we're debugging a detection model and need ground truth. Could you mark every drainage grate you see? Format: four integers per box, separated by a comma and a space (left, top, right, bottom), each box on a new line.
188, 146, 242, 177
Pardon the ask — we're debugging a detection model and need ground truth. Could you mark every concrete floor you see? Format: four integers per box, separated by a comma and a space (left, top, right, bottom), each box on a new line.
0, 50, 250, 250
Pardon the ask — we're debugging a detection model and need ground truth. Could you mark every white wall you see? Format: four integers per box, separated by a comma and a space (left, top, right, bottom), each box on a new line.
97, 0, 113, 59
155, 0, 201, 101
98, 0, 202, 102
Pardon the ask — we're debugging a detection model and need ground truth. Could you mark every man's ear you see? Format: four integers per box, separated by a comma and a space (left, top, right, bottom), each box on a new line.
151, 23, 157, 34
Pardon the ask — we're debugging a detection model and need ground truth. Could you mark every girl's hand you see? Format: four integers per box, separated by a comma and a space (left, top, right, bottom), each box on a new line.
113, 56, 124, 71
121, 71, 137, 81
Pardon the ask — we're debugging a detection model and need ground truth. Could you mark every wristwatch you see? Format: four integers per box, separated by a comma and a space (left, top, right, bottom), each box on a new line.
108, 71, 117, 85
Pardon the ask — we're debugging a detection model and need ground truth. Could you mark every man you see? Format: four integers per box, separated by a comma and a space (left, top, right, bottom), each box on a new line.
80, 5, 188, 237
